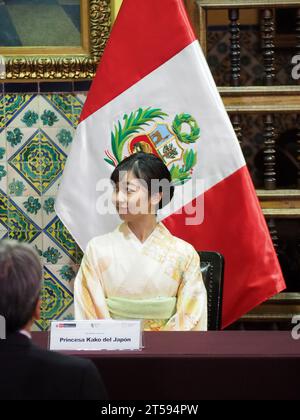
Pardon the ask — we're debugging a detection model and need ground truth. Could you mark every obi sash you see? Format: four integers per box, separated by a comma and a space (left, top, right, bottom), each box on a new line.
106, 296, 177, 320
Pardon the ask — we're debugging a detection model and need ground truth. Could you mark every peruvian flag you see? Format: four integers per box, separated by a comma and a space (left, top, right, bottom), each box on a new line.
55, 0, 286, 328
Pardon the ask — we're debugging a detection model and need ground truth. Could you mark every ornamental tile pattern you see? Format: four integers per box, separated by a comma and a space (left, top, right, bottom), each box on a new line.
0, 91, 87, 331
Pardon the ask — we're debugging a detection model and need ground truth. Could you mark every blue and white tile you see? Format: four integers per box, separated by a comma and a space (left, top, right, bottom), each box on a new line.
42, 232, 75, 265
7, 164, 41, 197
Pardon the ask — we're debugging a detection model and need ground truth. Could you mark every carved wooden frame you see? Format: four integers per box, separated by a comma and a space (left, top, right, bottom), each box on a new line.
197, 0, 300, 53
0, 0, 111, 81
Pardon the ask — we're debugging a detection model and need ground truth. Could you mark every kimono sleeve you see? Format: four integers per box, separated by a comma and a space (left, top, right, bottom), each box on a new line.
74, 239, 111, 320
161, 249, 207, 331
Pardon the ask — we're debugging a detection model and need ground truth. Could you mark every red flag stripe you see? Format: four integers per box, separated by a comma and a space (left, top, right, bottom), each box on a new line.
163, 166, 286, 328
80, 0, 196, 123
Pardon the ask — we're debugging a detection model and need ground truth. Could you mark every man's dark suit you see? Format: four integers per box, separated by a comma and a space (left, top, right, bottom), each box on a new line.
0, 332, 108, 400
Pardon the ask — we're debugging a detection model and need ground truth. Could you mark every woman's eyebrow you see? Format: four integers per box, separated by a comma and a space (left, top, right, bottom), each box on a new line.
127, 182, 138, 187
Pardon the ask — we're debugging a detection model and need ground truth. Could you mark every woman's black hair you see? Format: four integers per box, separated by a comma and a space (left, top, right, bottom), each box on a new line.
110, 152, 175, 210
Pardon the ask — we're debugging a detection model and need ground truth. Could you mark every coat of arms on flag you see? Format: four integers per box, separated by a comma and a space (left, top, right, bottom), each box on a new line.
104, 107, 200, 186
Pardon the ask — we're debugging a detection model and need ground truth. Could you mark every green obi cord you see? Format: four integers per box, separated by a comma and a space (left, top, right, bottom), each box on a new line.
106, 296, 177, 320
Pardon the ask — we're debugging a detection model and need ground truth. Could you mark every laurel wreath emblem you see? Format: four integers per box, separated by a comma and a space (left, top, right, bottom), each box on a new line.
105, 107, 200, 186
172, 113, 200, 144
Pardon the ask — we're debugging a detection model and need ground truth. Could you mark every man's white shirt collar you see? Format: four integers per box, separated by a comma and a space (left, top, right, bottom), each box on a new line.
19, 330, 32, 340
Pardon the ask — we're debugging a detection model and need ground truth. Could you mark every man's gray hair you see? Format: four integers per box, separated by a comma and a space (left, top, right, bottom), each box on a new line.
0, 240, 42, 334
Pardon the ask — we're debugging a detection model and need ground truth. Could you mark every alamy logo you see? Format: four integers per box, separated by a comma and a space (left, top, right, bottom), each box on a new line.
291, 315, 300, 340
291, 55, 300, 80
0, 315, 6, 340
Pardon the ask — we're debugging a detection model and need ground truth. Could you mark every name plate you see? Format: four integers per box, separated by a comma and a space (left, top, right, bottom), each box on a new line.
49, 320, 143, 351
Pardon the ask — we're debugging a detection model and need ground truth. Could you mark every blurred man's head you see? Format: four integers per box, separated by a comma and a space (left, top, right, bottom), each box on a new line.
0, 240, 42, 335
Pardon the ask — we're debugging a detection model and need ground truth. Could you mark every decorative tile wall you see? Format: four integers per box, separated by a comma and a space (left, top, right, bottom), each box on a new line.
0, 83, 88, 331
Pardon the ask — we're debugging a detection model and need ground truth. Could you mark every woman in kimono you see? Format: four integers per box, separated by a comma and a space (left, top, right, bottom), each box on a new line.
74, 152, 207, 331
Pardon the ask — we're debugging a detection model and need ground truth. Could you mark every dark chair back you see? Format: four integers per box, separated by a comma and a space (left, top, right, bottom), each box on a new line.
198, 251, 225, 331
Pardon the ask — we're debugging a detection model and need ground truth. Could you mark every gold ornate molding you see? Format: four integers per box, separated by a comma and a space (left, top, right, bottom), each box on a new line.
0, 0, 111, 81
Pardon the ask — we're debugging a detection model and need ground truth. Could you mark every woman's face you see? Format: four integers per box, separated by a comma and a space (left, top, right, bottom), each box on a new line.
112, 171, 158, 221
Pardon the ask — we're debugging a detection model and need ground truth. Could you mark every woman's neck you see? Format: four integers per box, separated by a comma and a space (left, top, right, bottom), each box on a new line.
127, 216, 158, 244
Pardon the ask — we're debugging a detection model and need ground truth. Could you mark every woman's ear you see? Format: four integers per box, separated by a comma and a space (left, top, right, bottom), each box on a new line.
150, 192, 163, 207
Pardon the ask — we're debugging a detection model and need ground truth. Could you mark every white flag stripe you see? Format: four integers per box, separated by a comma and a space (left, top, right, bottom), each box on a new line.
56, 41, 245, 250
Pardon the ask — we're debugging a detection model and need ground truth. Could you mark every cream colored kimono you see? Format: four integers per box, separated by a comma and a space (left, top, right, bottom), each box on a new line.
74, 222, 207, 331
